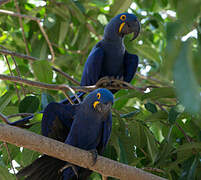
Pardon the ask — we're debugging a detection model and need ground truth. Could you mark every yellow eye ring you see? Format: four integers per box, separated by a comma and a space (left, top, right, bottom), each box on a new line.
97, 93, 101, 99
120, 15, 126, 21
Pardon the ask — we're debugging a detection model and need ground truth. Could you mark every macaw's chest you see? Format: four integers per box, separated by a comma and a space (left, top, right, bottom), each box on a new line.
101, 42, 125, 77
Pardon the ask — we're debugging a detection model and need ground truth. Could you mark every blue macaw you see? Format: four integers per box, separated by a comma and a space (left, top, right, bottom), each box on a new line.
10, 12, 140, 127
81, 12, 140, 86
17, 88, 114, 180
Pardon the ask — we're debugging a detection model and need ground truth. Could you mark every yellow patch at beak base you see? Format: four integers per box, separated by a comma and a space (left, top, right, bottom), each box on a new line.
93, 101, 100, 108
119, 22, 125, 33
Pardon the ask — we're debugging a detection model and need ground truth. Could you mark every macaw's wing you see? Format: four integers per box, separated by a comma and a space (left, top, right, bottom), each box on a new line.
97, 113, 112, 154
81, 46, 104, 86
17, 103, 80, 180
123, 51, 139, 83
42, 102, 79, 142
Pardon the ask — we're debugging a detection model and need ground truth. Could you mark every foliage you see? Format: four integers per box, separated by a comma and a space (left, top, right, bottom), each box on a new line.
0, 0, 201, 179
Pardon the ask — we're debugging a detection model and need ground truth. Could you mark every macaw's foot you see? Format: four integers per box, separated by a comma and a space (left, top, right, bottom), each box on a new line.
59, 163, 78, 179
89, 149, 98, 166
96, 76, 124, 89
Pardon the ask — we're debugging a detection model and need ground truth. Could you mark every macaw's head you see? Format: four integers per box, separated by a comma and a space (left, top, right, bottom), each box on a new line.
83, 88, 113, 115
104, 13, 140, 41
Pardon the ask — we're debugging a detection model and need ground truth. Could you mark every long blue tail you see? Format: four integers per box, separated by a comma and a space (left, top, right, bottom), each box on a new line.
9, 92, 85, 127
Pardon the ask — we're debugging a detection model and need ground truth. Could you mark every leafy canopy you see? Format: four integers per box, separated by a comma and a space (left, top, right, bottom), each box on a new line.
0, 0, 201, 179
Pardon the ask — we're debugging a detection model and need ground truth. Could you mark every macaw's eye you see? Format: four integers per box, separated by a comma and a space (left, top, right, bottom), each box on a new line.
120, 15, 126, 21
97, 93, 101, 99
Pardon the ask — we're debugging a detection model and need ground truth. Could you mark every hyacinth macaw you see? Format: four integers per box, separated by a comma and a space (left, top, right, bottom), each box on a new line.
81, 12, 140, 86
10, 12, 140, 127
17, 88, 114, 180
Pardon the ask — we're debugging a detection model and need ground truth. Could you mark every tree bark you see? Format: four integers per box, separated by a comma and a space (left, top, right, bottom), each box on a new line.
0, 123, 166, 180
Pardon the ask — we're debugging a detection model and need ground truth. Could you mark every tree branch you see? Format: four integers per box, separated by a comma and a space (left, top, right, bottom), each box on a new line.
0, 0, 10, 6
0, 74, 93, 92
0, 48, 80, 85
14, 0, 30, 56
0, 123, 166, 180
7, 113, 33, 119
0, 9, 55, 62
0, 112, 11, 124
0, 9, 39, 21
0, 49, 37, 61
52, 66, 80, 86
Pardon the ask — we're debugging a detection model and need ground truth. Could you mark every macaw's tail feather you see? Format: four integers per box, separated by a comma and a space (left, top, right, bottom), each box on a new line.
17, 155, 90, 180
17, 155, 66, 180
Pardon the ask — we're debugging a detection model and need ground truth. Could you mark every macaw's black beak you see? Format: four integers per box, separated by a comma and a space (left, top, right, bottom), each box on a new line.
119, 19, 140, 41
95, 102, 112, 116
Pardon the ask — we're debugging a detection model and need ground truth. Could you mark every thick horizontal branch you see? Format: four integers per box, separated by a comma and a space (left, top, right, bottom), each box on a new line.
0, 123, 166, 180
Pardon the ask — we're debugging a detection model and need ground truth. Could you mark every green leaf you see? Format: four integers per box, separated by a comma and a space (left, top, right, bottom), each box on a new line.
66, 0, 85, 23
44, 13, 56, 29
0, 90, 15, 112
173, 41, 201, 114
21, 148, 40, 166
145, 111, 168, 122
2, 144, 20, 165
110, 0, 132, 16
118, 138, 128, 164
59, 21, 69, 45
0, 164, 14, 180
29, 122, 41, 134
32, 60, 53, 83
145, 102, 158, 113
142, 87, 176, 100
168, 107, 179, 124
129, 121, 147, 148
175, 142, 201, 152
179, 155, 199, 180
19, 96, 40, 113
145, 129, 158, 163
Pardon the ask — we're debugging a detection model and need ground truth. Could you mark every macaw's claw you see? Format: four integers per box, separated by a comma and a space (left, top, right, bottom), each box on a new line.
89, 149, 98, 166
59, 163, 79, 179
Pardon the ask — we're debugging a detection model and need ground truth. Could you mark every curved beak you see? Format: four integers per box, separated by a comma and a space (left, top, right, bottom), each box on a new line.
95, 102, 112, 115
119, 19, 140, 41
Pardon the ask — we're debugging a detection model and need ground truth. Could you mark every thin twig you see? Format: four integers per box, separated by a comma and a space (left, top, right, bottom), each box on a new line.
0, 49, 80, 86
36, 20, 55, 62
0, 9, 55, 62
0, 9, 39, 21
52, 66, 80, 85
86, 23, 102, 40
3, 143, 17, 178
11, 55, 26, 96
0, 49, 37, 61
136, 73, 171, 87
0, 74, 92, 97
175, 122, 192, 143
156, 102, 193, 144
14, 0, 30, 56
3, 55, 21, 101
0, 112, 11, 124
142, 167, 166, 174
7, 113, 33, 119
0, 0, 10, 6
